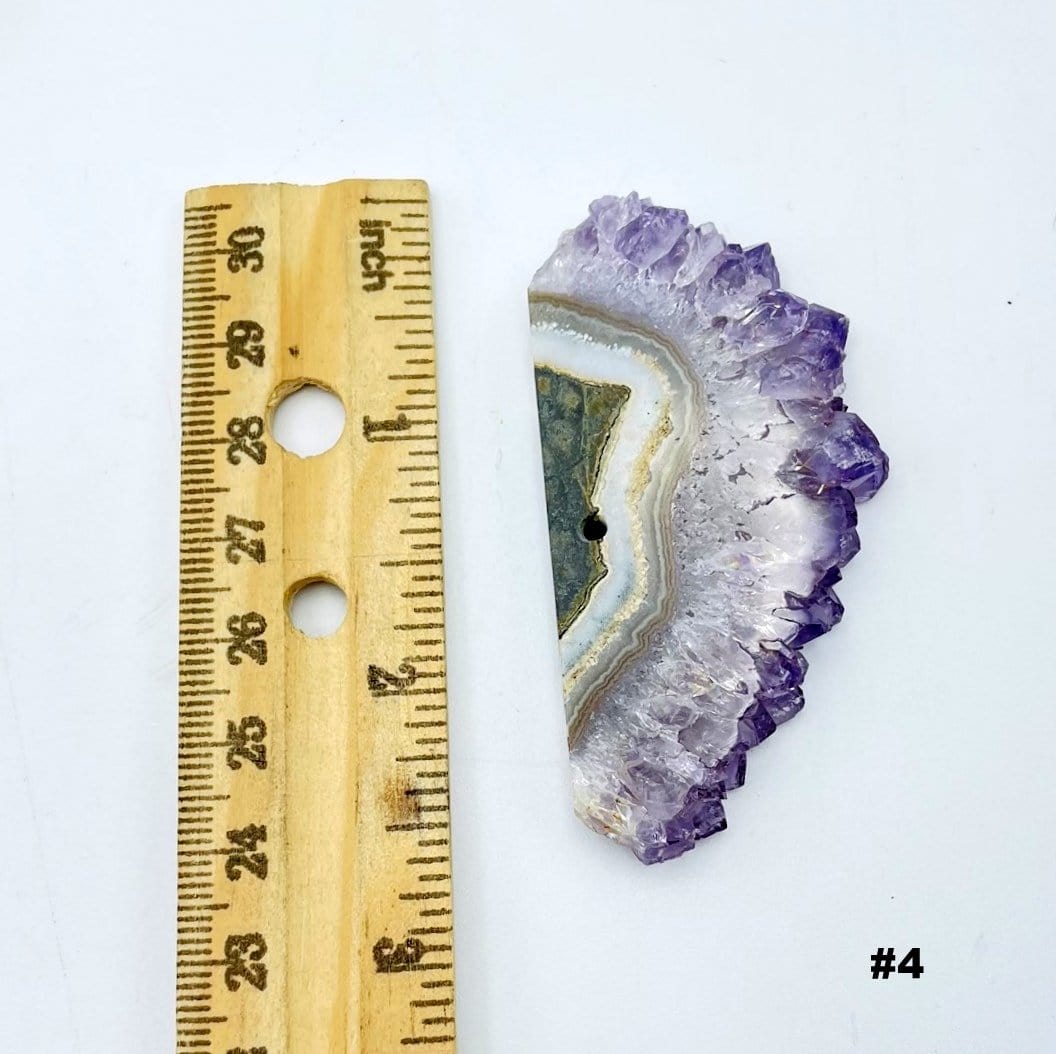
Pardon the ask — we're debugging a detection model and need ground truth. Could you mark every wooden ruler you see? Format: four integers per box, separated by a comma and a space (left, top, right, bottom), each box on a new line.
178, 180, 455, 1053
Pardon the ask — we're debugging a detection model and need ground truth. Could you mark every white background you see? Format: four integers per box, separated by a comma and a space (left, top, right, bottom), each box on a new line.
2, 2, 1054, 1051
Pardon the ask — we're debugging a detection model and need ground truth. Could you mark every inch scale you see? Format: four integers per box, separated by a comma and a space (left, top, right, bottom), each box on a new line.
178, 180, 455, 1053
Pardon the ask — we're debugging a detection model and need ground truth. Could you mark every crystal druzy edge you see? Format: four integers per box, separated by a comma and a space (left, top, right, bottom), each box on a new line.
530, 193, 888, 864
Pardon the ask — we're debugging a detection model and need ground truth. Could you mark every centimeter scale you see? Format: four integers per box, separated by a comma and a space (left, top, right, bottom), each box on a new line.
178, 180, 456, 1053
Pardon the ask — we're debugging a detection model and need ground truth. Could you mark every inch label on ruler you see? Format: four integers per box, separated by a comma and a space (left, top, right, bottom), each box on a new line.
178, 180, 455, 1053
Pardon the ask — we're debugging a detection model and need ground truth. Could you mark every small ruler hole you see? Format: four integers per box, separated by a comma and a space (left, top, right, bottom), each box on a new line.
288, 579, 348, 637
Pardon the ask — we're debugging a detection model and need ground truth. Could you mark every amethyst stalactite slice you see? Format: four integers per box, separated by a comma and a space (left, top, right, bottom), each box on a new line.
530, 193, 888, 864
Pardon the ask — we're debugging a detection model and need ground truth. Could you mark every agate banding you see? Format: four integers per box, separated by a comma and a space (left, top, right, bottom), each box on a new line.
530, 194, 888, 864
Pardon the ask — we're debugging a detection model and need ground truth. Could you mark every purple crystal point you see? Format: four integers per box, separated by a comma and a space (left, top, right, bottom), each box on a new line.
807, 302, 850, 346
590, 192, 643, 240
648, 233, 691, 282
530, 192, 887, 863
744, 241, 780, 286
704, 246, 748, 290
759, 304, 848, 400
758, 687, 805, 726
672, 224, 726, 286
737, 700, 778, 750
614, 205, 689, 267
812, 487, 861, 570
571, 216, 599, 255
698, 242, 785, 323
714, 749, 747, 794
755, 640, 808, 693
782, 411, 889, 500
727, 290, 810, 348
785, 568, 845, 647
636, 789, 727, 864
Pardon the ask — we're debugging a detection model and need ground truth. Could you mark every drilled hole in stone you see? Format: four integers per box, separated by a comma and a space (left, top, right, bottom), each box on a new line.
271, 382, 345, 457
581, 512, 608, 542
287, 579, 348, 638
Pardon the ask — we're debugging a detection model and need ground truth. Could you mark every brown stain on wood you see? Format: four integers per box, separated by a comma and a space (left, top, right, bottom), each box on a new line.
385, 770, 423, 825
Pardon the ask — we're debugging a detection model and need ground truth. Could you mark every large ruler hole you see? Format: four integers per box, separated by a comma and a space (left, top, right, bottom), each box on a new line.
288, 578, 348, 637
271, 382, 345, 457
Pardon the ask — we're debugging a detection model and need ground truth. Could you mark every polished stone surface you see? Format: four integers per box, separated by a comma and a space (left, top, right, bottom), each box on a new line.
531, 193, 888, 863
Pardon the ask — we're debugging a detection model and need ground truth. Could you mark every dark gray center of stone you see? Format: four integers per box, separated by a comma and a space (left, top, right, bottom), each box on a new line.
534, 364, 629, 635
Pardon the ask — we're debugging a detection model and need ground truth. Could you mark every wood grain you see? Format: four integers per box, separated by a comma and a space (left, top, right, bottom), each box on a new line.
178, 180, 455, 1053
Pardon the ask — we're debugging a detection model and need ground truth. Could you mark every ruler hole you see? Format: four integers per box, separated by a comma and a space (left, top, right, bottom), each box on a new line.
270, 382, 345, 457
288, 579, 348, 637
